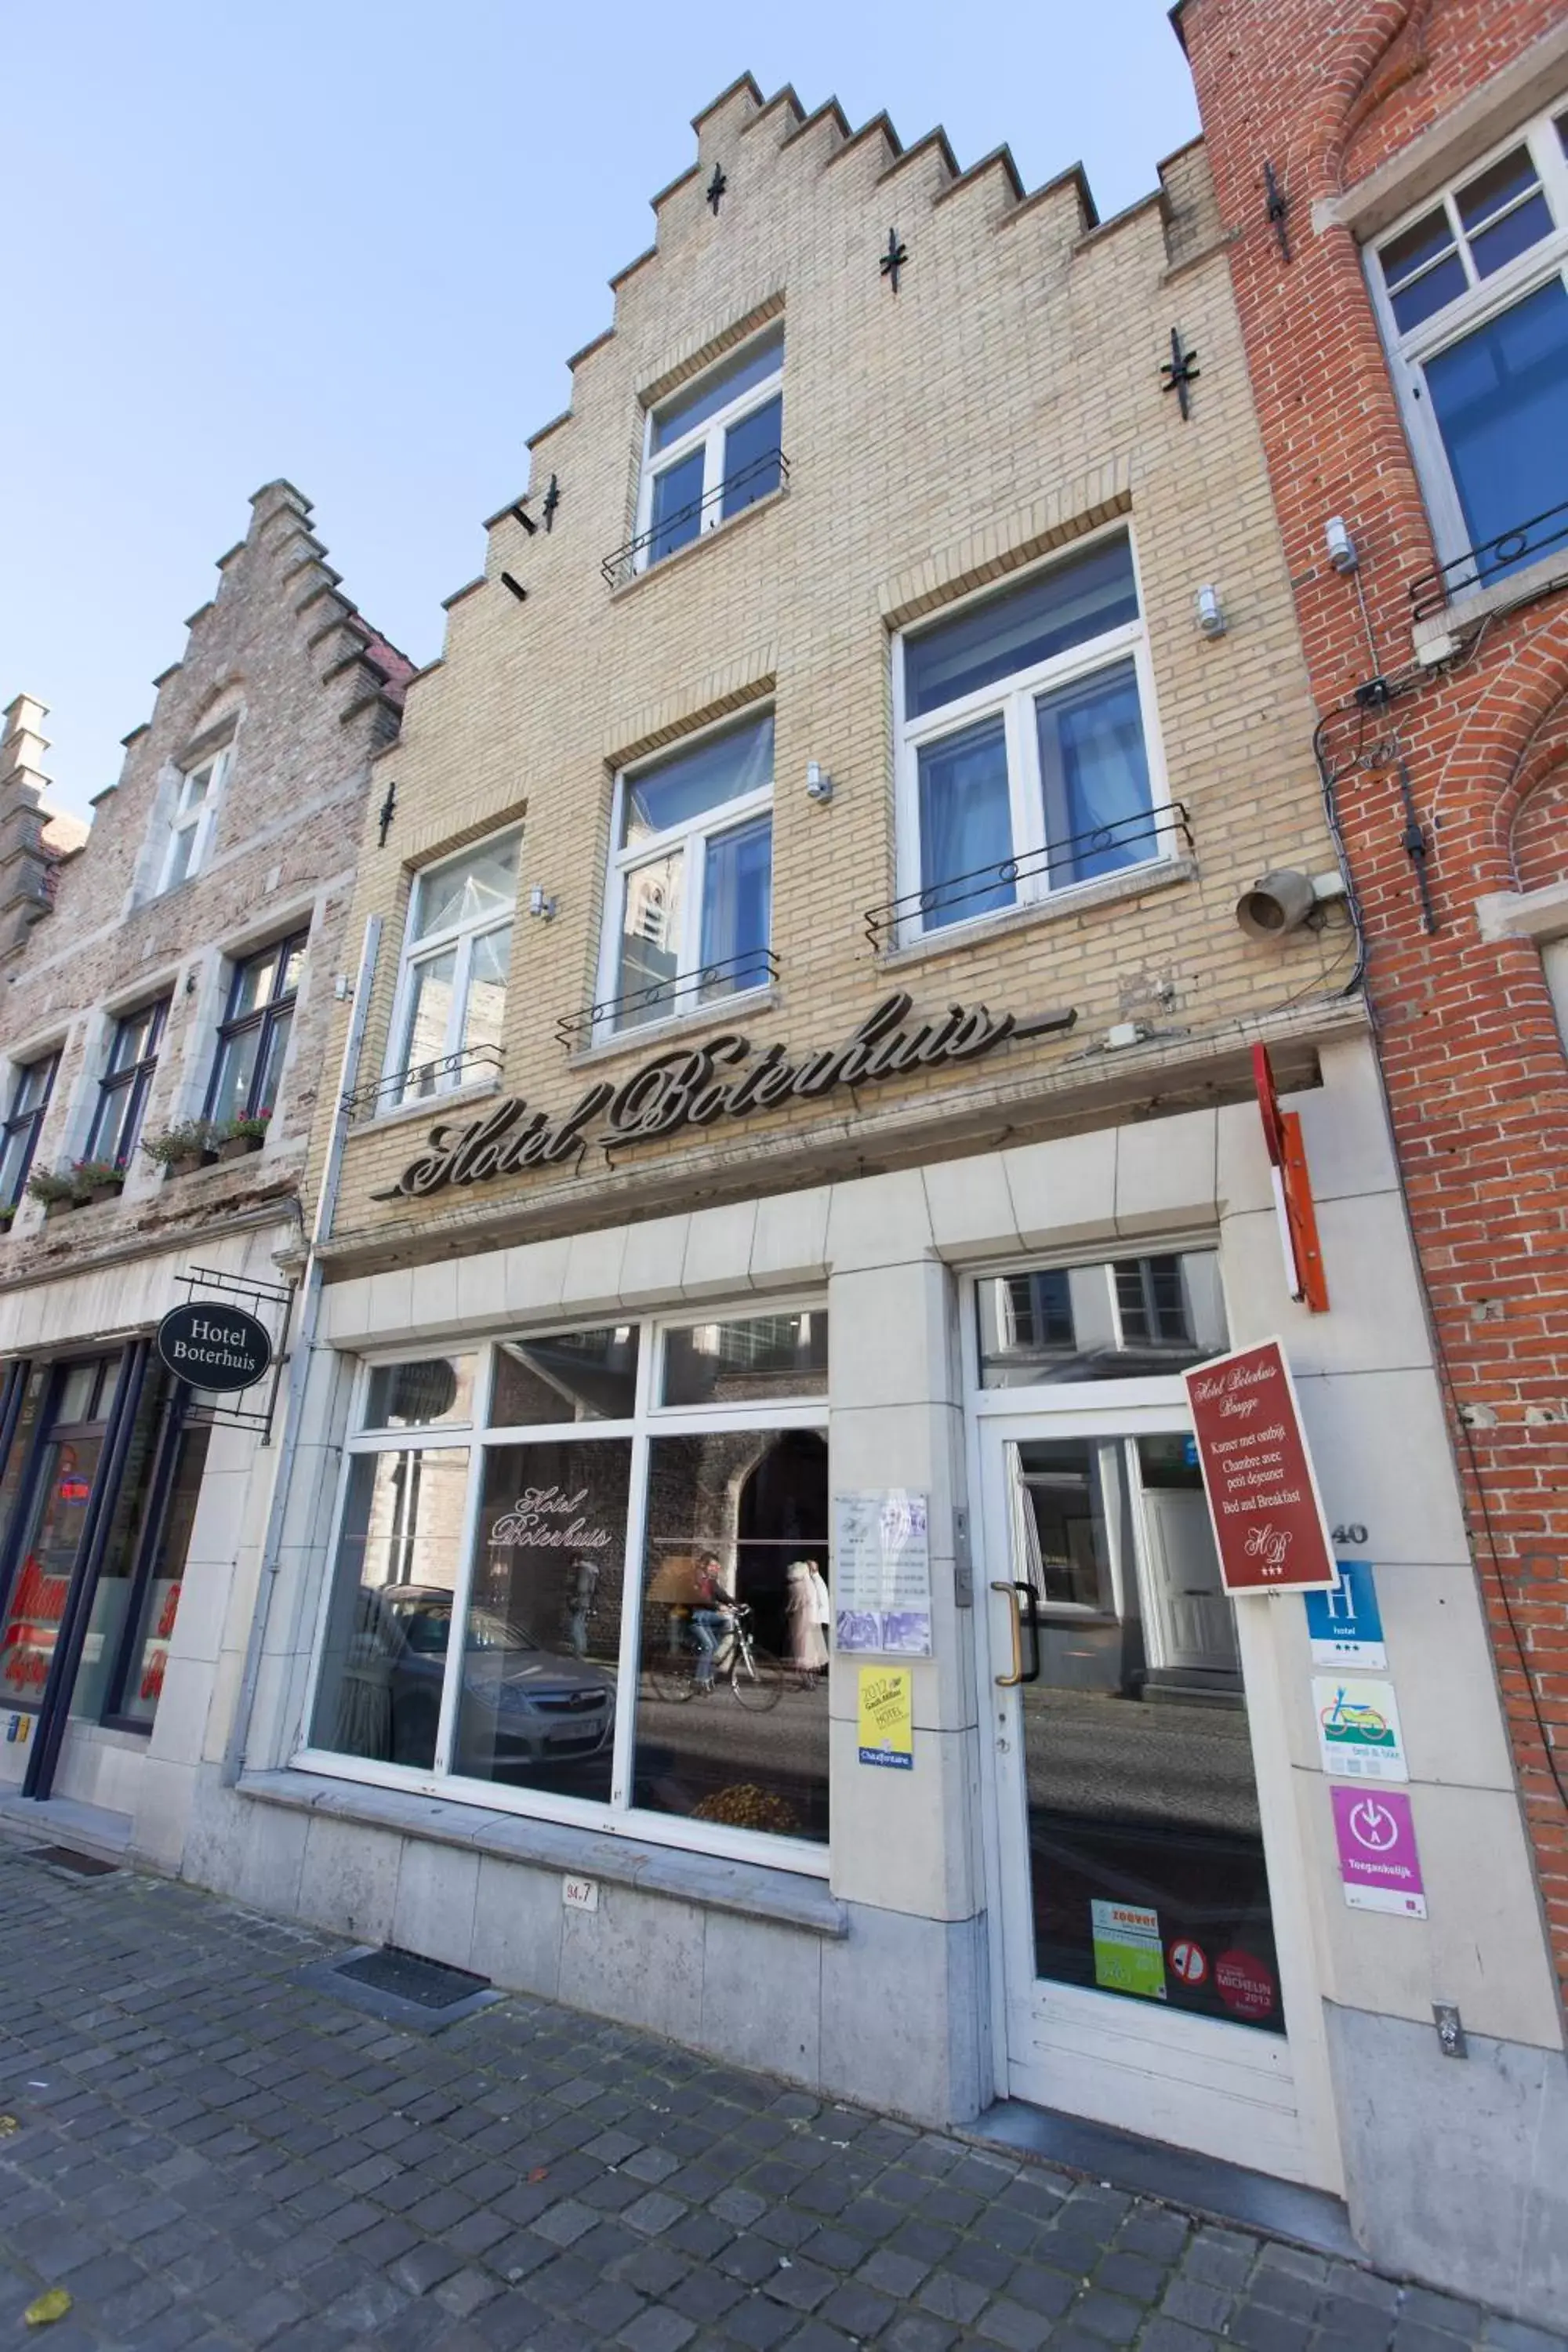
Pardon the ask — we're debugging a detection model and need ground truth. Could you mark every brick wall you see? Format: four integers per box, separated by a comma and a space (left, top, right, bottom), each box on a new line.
0, 481, 408, 1286
1180, 0, 1568, 2000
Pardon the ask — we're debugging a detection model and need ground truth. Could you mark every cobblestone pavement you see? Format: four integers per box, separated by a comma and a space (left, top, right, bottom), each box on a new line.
1, 1846, 1562, 2352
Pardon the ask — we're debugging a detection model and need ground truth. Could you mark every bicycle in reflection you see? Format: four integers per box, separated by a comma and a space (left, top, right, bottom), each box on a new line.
644, 1602, 792, 1710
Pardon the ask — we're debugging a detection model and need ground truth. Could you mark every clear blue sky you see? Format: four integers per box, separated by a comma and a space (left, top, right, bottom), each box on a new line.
5, 2, 1199, 817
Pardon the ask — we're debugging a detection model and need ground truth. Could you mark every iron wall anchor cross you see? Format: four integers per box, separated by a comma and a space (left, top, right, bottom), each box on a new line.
706, 163, 727, 213
1263, 160, 1291, 262
1160, 327, 1200, 419
880, 227, 908, 293
376, 782, 397, 848
542, 473, 560, 531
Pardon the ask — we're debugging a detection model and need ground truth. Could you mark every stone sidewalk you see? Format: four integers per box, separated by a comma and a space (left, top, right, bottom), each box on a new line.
0, 1844, 1559, 2352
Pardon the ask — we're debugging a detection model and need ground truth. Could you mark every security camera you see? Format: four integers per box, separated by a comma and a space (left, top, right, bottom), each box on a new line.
1236, 869, 1318, 940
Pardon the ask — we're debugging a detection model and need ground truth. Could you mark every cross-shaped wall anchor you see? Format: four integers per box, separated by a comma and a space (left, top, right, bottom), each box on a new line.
880, 227, 908, 294
376, 782, 397, 848
1160, 327, 1201, 420
542, 474, 560, 532
706, 163, 727, 214
1263, 160, 1291, 262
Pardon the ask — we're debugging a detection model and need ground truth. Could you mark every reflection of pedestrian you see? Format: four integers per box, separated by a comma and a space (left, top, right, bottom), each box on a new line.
786, 1561, 828, 1673
691, 1552, 733, 1693
564, 1557, 599, 1657
808, 1562, 831, 1677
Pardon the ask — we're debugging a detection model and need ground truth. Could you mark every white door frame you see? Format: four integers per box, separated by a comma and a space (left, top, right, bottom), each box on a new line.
962, 1316, 1345, 2194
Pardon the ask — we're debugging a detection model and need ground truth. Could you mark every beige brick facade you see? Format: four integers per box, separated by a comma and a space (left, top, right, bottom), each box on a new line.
318, 77, 1355, 1271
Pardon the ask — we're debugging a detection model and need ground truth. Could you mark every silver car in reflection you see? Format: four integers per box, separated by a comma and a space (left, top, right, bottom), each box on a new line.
376, 1584, 616, 1774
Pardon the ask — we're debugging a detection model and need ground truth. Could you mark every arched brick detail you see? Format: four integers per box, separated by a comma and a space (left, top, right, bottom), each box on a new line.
1431, 608, 1568, 862
1334, 0, 1437, 180
1510, 757, 1568, 895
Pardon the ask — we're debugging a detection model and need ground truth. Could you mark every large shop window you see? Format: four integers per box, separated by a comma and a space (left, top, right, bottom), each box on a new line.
894, 531, 1167, 940
386, 835, 519, 1105
307, 1307, 829, 1860
976, 1250, 1285, 2037
1371, 103, 1568, 588
637, 324, 784, 571
598, 713, 775, 1033
0, 1353, 211, 1737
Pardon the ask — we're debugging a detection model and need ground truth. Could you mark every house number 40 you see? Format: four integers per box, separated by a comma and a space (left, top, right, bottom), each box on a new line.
1332, 1524, 1368, 1546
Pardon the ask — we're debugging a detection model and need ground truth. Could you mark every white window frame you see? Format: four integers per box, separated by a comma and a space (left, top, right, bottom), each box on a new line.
295, 1299, 830, 1876
157, 748, 228, 895
593, 711, 775, 1040
633, 325, 784, 574
1367, 99, 1568, 572
383, 827, 521, 1099
891, 524, 1172, 949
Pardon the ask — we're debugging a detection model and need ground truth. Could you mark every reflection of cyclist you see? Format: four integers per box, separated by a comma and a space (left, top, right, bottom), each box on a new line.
691, 1553, 733, 1693
564, 1557, 599, 1658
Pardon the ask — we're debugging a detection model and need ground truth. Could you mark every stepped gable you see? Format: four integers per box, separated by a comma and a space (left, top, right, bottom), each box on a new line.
443, 71, 1221, 648
0, 696, 69, 959
0, 481, 413, 960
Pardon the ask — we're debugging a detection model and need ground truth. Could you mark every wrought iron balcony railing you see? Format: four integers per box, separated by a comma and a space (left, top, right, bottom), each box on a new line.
1408, 496, 1568, 624
345, 1043, 503, 1123
862, 804, 1194, 952
600, 450, 789, 590
556, 948, 779, 1050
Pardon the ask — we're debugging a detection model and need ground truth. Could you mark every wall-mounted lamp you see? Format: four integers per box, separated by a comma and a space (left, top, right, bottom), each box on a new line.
805, 760, 833, 804
528, 885, 557, 921
1325, 515, 1359, 575
1195, 585, 1226, 638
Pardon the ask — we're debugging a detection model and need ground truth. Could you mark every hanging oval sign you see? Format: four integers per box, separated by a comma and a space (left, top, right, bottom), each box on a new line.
155, 1302, 272, 1393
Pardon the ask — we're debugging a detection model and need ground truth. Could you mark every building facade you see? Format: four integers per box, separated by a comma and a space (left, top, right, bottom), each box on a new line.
1176, 0, 1568, 2316
180, 79, 1559, 2320
0, 481, 408, 1869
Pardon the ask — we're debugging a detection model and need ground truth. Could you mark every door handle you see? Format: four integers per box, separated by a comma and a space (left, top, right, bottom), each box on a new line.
991, 1582, 1025, 1686
1015, 1577, 1041, 1685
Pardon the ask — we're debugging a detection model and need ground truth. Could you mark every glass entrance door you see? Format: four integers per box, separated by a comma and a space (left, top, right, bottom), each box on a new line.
0, 1360, 117, 1722
0, 1349, 204, 1795
979, 1406, 1308, 2180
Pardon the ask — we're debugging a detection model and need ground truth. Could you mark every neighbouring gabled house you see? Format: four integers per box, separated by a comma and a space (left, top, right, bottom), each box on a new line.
0, 480, 408, 1877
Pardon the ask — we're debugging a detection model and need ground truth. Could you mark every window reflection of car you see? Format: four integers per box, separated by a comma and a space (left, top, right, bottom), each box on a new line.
371, 1584, 616, 1773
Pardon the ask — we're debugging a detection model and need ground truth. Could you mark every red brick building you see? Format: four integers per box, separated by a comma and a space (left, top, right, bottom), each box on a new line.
1178, 2, 1568, 2008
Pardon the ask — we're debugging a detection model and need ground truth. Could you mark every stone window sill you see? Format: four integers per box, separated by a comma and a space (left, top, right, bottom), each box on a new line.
877, 855, 1196, 972
608, 485, 789, 603
1412, 548, 1568, 659
567, 987, 779, 1070
239, 1768, 848, 1939
348, 1073, 503, 1139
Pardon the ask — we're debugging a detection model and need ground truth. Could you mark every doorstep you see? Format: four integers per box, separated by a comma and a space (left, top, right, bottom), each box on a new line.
238, 1768, 850, 1939
964, 2100, 1359, 2263
0, 1789, 134, 1864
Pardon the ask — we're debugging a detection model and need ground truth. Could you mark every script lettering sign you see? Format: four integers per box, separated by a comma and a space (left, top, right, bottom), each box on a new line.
1183, 1338, 1339, 1595
375, 990, 1036, 1203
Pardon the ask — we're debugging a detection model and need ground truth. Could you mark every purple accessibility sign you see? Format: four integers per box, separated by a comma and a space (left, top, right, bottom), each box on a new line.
1331, 1785, 1427, 1917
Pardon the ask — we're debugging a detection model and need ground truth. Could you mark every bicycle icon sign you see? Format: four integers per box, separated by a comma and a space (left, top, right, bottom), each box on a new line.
1312, 1675, 1408, 1781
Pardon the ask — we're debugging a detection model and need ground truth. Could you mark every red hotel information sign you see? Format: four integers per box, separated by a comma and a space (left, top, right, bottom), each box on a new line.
1183, 1338, 1339, 1595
